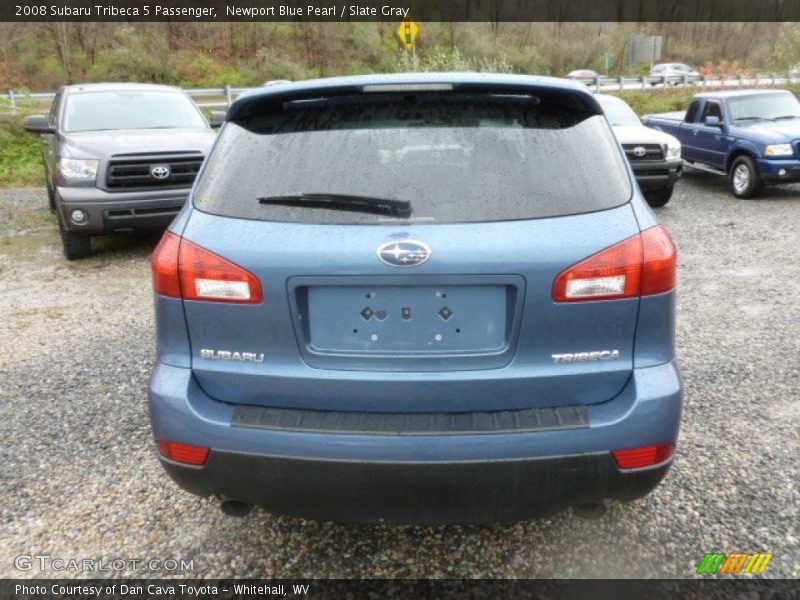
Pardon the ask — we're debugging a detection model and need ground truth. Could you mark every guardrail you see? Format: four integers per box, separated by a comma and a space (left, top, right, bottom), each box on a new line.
3, 74, 800, 112
0, 84, 252, 113
574, 73, 800, 92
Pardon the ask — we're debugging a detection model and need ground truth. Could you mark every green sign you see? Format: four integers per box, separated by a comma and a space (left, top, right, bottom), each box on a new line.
603, 51, 613, 73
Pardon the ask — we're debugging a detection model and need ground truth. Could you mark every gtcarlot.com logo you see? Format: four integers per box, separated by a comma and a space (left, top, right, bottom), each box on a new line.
696, 552, 773, 574
14, 554, 194, 573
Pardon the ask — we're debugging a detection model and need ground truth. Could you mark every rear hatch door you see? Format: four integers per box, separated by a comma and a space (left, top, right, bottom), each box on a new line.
180, 79, 640, 412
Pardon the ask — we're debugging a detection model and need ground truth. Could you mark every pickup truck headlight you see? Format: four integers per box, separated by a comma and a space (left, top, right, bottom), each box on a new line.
764, 144, 794, 157
666, 143, 681, 159
58, 158, 99, 182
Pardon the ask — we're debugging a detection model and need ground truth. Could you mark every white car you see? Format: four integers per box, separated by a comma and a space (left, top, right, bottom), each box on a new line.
565, 69, 600, 80
596, 94, 682, 207
650, 63, 700, 86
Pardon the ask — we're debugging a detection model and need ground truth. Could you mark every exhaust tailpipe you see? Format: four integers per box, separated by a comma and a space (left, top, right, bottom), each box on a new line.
574, 502, 606, 520
220, 499, 252, 517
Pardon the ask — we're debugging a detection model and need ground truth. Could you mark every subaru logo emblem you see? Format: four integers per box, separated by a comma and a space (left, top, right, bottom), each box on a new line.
633, 146, 647, 157
377, 240, 431, 267
150, 165, 171, 180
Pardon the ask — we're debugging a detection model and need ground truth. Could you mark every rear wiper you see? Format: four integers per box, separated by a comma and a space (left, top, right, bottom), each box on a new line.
258, 193, 412, 218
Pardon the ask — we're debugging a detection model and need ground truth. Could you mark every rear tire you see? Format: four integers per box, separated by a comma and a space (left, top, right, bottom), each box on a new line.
730, 155, 761, 198
57, 213, 91, 260
644, 187, 673, 208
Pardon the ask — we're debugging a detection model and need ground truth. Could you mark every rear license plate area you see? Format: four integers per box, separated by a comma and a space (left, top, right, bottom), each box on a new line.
305, 285, 508, 355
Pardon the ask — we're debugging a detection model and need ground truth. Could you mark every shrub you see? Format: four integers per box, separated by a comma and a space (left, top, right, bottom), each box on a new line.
398, 47, 515, 73
0, 109, 45, 187
172, 52, 253, 87
88, 48, 169, 83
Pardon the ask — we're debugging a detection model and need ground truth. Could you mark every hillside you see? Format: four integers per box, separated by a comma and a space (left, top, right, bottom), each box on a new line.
0, 22, 795, 90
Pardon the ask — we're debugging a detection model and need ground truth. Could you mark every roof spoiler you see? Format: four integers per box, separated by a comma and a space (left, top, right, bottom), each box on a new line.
226, 80, 602, 122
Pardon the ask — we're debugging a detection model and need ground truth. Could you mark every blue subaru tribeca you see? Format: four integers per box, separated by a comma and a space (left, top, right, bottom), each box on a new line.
149, 73, 681, 523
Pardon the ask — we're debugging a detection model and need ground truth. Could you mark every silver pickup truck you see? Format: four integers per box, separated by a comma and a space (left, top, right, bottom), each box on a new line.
24, 83, 221, 259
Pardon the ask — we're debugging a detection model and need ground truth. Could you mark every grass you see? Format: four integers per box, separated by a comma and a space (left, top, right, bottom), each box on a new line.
613, 89, 697, 115
0, 110, 46, 187
611, 82, 800, 115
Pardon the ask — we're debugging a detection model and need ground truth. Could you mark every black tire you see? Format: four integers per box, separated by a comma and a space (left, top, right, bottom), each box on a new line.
729, 155, 761, 198
644, 187, 673, 208
45, 180, 56, 213
57, 213, 91, 260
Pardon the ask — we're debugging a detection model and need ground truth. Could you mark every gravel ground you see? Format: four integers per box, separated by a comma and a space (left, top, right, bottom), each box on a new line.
0, 174, 798, 579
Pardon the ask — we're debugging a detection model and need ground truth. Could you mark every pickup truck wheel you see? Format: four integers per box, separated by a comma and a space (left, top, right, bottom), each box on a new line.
644, 187, 673, 208
730, 155, 761, 198
46, 181, 56, 213
57, 213, 92, 260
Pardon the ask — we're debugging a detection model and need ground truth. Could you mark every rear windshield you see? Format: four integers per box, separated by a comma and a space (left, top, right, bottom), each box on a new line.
194, 94, 631, 224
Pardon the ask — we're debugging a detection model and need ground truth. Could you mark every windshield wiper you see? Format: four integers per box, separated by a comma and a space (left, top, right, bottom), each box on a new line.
258, 193, 412, 218
772, 115, 800, 120
734, 116, 766, 122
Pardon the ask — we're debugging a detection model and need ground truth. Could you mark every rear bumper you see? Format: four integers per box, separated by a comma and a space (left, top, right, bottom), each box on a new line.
756, 158, 800, 183
161, 451, 671, 524
56, 185, 189, 235
148, 360, 682, 523
630, 159, 683, 189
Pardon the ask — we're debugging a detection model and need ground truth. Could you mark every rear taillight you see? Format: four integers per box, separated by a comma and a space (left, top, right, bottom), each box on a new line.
151, 231, 263, 304
553, 225, 676, 302
640, 226, 678, 296
178, 237, 263, 303
156, 440, 211, 466
612, 443, 675, 470
152, 231, 182, 298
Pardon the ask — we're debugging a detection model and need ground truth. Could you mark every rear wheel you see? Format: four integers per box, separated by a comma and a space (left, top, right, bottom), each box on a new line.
730, 155, 761, 198
57, 213, 91, 260
644, 187, 673, 208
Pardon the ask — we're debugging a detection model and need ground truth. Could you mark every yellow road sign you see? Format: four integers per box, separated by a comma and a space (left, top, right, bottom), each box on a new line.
397, 20, 419, 50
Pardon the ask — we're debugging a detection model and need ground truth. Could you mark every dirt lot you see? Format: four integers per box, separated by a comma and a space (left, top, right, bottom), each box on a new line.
0, 173, 798, 578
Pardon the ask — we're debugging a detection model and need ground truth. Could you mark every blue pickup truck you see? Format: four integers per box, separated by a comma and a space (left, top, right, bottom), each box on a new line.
643, 90, 800, 197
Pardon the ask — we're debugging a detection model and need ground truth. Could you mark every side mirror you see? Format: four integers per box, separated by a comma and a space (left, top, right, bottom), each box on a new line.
704, 115, 722, 127
24, 115, 56, 134
209, 110, 226, 129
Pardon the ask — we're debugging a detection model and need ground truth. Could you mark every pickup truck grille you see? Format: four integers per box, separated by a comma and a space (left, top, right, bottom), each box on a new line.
106, 154, 204, 189
622, 144, 665, 161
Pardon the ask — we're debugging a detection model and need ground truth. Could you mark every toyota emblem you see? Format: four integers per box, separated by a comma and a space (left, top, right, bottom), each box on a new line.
150, 165, 171, 180
633, 146, 647, 158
